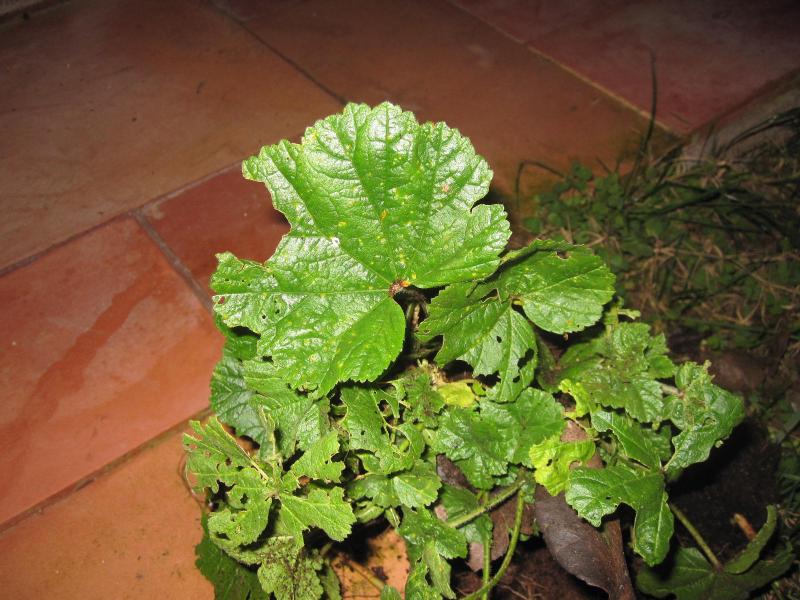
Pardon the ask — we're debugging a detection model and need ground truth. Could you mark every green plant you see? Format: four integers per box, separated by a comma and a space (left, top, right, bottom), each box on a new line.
521, 109, 800, 353
184, 103, 770, 600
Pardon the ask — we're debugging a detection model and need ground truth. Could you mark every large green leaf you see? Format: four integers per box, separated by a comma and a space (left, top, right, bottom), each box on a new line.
419, 242, 614, 399
566, 465, 673, 565
494, 243, 616, 334
213, 102, 510, 396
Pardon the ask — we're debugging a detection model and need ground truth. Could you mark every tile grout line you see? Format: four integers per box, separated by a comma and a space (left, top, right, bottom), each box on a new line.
203, 0, 347, 108
132, 210, 213, 314
0, 158, 244, 280
0, 406, 213, 536
443, 0, 679, 138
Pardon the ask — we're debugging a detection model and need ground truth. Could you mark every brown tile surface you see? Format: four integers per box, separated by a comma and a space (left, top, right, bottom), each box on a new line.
0, 218, 220, 526
454, 0, 800, 133
0, 0, 340, 271
143, 165, 288, 295
0, 429, 213, 600
224, 0, 661, 199
450, 0, 634, 44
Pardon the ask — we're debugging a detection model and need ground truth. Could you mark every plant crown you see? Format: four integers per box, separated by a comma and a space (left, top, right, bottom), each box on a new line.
185, 102, 748, 600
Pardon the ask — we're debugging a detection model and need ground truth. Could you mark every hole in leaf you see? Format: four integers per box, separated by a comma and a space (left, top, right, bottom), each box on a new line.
495, 336, 503, 343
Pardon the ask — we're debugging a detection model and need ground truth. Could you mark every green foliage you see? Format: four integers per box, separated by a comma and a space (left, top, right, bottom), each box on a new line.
637, 507, 793, 599
523, 122, 800, 351
187, 103, 752, 599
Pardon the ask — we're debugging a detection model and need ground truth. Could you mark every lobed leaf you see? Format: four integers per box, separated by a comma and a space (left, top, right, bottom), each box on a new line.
665, 362, 745, 476
214, 102, 510, 396
558, 322, 674, 422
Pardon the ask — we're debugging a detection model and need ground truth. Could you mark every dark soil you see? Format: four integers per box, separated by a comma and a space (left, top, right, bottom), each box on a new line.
669, 419, 781, 563
453, 538, 606, 600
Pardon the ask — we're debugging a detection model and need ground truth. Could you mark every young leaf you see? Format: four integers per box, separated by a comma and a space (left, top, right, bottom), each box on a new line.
437, 381, 477, 408
566, 465, 673, 565
529, 434, 595, 495
214, 102, 510, 396
665, 362, 745, 476
557, 322, 672, 422
419, 282, 537, 401
195, 517, 268, 600
256, 537, 325, 600
342, 386, 418, 474
591, 410, 662, 470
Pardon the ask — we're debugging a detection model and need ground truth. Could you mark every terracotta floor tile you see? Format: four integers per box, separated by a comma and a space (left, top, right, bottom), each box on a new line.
449, 0, 634, 44
224, 0, 665, 201
142, 165, 288, 295
0, 218, 220, 526
524, 0, 800, 133
0, 0, 340, 271
0, 429, 213, 600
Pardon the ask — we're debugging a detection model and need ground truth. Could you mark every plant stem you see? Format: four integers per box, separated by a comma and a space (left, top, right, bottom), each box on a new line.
447, 479, 524, 529
670, 502, 721, 569
336, 554, 386, 592
462, 493, 526, 600
482, 531, 492, 600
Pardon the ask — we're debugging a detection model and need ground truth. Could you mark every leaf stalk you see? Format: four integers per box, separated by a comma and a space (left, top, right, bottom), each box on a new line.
461, 492, 526, 600
670, 502, 721, 569
447, 479, 524, 529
